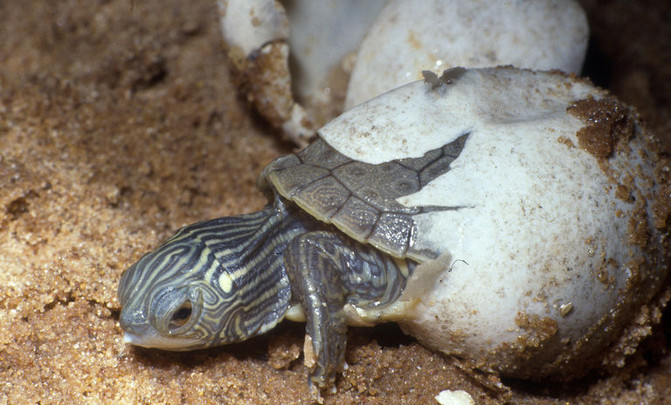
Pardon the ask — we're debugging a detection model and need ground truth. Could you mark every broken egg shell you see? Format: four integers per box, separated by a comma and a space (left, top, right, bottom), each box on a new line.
280, 0, 387, 107
217, 0, 314, 145
320, 67, 669, 380
219, 0, 589, 146
345, 0, 589, 108
218, 0, 289, 58
217, 0, 386, 145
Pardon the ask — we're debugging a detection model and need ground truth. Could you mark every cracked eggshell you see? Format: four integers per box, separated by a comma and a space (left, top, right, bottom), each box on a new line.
281, 0, 387, 108
219, 0, 289, 58
218, 0, 386, 144
218, 0, 314, 143
345, 0, 589, 109
320, 67, 670, 380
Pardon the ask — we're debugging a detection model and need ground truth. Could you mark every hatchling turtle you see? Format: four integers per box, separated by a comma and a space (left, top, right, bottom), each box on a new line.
118, 67, 669, 395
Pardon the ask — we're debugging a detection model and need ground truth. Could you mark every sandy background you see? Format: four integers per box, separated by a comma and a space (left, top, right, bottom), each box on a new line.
1, 1, 670, 404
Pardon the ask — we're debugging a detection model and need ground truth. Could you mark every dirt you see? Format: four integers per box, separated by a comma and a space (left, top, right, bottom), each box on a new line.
568, 96, 636, 160
1, 1, 670, 404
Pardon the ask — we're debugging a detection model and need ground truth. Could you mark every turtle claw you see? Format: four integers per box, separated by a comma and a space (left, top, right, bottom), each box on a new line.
305, 353, 340, 404
308, 382, 324, 404
304, 330, 344, 392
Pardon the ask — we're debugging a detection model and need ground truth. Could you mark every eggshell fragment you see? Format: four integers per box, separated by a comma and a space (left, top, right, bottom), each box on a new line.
217, 0, 386, 144
218, 0, 314, 144
435, 390, 475, 405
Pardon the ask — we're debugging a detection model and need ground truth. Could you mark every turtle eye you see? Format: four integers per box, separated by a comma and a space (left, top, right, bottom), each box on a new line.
153, 287, 202, 336
169, 301, 193, 330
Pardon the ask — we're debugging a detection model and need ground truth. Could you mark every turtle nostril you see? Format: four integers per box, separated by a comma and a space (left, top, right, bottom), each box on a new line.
119, 309, 132, 331
119, 307, 147, 335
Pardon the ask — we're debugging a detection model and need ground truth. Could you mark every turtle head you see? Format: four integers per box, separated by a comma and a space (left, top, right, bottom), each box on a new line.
118, 210, 292, 351
119, 262, 206, 350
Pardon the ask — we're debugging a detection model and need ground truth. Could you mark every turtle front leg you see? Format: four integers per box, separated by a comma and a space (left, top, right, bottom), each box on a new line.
285, 230, 412, 396
284, 231, 348, 393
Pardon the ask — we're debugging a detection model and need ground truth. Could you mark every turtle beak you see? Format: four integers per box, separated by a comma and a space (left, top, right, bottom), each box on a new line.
122, 331, 202, 351
119, 305, 202, 351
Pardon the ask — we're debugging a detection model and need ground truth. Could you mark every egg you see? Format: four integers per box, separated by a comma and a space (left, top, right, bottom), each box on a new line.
217, 0, 589, 145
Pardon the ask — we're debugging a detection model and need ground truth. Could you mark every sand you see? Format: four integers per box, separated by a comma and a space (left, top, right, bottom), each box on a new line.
1, 1, 670, 404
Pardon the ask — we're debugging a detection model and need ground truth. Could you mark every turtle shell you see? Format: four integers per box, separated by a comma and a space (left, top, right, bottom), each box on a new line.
259, 66, 602, 264
261, 133, 468, 262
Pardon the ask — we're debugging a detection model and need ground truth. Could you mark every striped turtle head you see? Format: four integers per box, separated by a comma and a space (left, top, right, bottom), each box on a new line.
118, 210, 293, 351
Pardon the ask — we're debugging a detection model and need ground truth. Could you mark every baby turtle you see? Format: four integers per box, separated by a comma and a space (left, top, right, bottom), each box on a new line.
118, 100, 469, 390
118, 67, 669, 395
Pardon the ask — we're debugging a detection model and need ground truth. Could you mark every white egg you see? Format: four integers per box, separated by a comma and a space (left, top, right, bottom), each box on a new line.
321, 67, 669, 379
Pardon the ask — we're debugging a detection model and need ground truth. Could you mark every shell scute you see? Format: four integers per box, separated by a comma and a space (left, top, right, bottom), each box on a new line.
417, 134, 469, 187
296, 138, 352, 169
368, 213, 416, 258
292, 176, 350, 221
264, 157, 329, 198
332, 161, 420, 211
330, 197, 378, 241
